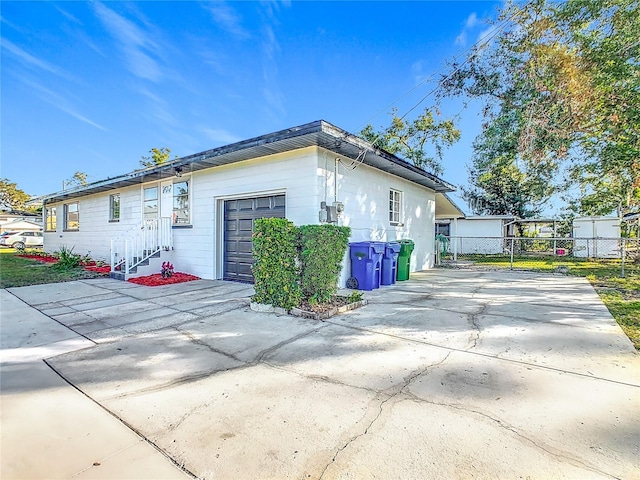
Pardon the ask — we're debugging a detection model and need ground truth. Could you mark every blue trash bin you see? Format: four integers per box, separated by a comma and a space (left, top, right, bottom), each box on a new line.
381, 242, 400, 285
348, 241, 384, 290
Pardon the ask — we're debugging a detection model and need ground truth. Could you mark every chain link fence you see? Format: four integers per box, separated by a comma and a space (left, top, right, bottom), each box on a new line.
435, 236, 640, 277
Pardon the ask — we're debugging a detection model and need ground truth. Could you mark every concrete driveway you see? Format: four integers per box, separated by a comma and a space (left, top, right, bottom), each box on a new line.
2, 270, 639, 479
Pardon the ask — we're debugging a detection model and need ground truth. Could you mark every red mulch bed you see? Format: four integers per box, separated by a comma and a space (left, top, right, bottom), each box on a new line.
84, 265, 111, 273
127, 272, 200, 287
81, 261, 111, 273
18, 254, 111, 274
18, 254, 58, 263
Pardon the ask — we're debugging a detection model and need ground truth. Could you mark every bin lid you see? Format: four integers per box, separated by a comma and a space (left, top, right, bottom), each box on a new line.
371, 242, 385, 254
349, 241, 385, 255
398, 239, 415, 254
385, 242, 401, 253
349, 242, 372, 248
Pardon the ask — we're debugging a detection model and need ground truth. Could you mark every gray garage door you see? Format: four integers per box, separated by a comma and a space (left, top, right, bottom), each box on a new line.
223, 194, 286, 282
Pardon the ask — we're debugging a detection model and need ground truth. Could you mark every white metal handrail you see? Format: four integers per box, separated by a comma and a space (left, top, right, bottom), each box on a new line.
110, 218, 172, 275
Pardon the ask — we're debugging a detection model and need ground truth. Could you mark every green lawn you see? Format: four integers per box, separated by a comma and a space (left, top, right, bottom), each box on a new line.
0, 249, 105, 288
447, 255, 640, 350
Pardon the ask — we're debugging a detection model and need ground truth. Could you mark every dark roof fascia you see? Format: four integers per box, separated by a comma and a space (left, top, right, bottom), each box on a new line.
319, 121, 456, 193
40, 120, 455, 204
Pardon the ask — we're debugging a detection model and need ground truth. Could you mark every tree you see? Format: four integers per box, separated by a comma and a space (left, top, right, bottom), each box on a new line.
0, 178, 30, 211
140, 147, 174, 168
462, 110, 556, 217
360, 108, 460, 176
441, 0, 639, 217
63, 171, 89, 190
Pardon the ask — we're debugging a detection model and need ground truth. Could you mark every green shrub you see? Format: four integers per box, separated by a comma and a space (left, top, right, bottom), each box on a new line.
52, 245, 84, 271
252, 218, 302, 309
299, 224, 351, 304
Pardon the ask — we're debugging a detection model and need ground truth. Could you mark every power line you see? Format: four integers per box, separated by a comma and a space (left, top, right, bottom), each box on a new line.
355, 1, 533, 157
356, 14, 513, 134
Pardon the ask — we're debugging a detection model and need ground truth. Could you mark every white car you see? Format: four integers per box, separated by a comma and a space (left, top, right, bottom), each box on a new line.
0, 230, 44, 249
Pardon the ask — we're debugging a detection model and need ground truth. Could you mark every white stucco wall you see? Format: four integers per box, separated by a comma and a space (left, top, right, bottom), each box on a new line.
43, 145, 440, 286
43, 187, 141, 261
178, 147, 319, 280
44, 148, 320, 279
316, 152, 437, 286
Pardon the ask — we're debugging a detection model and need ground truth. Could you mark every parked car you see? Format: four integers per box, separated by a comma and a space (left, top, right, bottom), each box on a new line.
0, 230, 44, 249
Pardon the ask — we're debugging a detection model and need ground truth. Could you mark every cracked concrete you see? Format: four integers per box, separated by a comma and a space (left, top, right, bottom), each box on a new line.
3, 270, 640, 480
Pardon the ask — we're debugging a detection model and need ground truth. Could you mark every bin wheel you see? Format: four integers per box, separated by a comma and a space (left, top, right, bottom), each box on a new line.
346, 277, 359, 289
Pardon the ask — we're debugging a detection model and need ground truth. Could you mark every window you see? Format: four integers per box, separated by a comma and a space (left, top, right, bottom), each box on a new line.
172, 180, 190, 224
436, 223, 450, 237
45, 207, 56, 231
389, 189, 402, 224
144, 186, 158, 220
64, 203, 79, 231
109, 194, 120, 221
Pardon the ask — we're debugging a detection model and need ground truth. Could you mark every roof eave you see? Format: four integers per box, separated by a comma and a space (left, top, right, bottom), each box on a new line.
40, 120, 456, 204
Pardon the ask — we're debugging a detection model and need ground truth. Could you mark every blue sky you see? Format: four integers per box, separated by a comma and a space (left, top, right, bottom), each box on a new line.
2, 1, 504, 212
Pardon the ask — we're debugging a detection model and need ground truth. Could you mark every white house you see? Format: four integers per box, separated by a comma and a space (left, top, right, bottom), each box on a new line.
0, 219, 42, 233
40, 120, 460, 286
0, 211, 42, 232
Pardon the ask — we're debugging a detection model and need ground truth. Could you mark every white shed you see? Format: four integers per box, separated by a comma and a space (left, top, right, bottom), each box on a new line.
572, 216, 621, 258
439, 216, 516, 255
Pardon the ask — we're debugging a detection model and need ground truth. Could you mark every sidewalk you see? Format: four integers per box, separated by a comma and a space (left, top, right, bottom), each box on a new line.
0, 289, 190, 480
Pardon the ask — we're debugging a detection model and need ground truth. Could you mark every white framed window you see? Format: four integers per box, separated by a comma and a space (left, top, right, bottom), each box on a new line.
143, 186, 158, 221
45, 206, 56, 232
389, 189, 402, 225
64, 202, 79, 231
109, 194, 120, 222
172, 180, 190, 224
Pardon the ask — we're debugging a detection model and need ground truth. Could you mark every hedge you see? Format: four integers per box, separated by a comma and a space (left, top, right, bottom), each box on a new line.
252, 218, 301, 309
299, 224, 351, 305
252, 221, 351, 308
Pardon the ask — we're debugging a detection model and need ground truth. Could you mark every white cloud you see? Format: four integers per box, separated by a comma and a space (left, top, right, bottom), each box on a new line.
22, 77, 106, 131
201, 127, 242, 144
454, 31, 467, 46
1, 38, 73, 79
55, 6, 82, 25
137, 87, 177, 127
454, 11, 485, 47
477, 26, 499, 47
411, 60, 429, 85
465, 12, 479, 28
93, 2, 164, 82
202, 2, 250, 39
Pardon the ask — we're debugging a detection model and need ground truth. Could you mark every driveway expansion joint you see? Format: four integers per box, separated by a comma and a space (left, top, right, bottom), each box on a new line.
42, 358, 198, 479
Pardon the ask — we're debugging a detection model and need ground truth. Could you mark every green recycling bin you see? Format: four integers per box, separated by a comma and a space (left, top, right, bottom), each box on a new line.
396, 239, 415, 281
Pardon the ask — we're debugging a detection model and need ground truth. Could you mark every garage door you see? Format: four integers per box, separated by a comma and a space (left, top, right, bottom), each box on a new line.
223, 194, 286, 282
